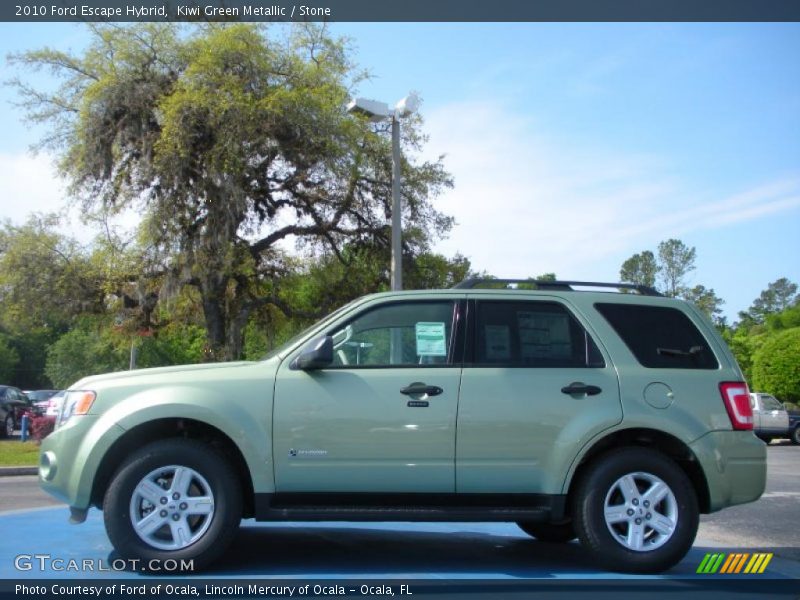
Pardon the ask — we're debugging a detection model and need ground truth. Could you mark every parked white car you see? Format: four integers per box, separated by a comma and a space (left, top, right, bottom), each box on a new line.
750, 392, 790, 443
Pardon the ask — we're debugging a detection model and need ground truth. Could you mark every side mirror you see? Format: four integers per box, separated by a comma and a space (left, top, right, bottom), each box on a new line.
290, 335, 334, 371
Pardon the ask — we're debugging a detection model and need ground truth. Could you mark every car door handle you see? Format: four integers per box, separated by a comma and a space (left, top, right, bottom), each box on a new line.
400, 383, 443, 397
561, 382, 602, 396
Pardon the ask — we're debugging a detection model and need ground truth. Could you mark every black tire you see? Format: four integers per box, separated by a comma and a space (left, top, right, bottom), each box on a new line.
517, 521, 576, 543
103, 438, 242, 572
2, 414, 13, 438
791, 426, 800, 446
572, 448, 698, 574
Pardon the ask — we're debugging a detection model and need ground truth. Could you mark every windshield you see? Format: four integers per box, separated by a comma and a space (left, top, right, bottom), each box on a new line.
260, 297, 365, 360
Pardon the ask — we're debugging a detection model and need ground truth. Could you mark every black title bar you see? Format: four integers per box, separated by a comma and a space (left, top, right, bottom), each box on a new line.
4, 0, 800, 22
2, 578, 800, 600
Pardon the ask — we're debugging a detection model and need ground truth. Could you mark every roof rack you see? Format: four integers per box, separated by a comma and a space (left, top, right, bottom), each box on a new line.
451, 278, 662, 296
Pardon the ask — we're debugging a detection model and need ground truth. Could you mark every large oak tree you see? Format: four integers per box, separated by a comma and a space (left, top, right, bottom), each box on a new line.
11, 24, 453, 359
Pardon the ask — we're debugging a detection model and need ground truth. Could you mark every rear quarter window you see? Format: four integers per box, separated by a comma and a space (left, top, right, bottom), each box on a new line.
595, 303, 719, 369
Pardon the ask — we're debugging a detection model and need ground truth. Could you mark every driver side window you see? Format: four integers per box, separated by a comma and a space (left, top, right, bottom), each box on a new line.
329, 301, 456, 367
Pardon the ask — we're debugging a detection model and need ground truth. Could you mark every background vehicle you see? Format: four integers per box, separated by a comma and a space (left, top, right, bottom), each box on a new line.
0, 385, 31, 437
39, 280, 767, 574
43, 390, 66, 418
750, 392, 793, 443
25, 390, 59, 415
790, 412, 800, 445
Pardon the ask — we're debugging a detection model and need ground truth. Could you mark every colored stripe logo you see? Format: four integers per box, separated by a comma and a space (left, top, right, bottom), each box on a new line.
696, 552, 773, 574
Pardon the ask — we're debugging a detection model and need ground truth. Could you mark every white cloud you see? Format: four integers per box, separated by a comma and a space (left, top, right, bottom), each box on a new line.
0, 152, 69, 222
0, 151, 146, 239
421, 99, 800, 279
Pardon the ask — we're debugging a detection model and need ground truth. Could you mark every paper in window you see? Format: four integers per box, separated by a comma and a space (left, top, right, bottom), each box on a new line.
415, 322, 447, 356
485, 325, 511, 360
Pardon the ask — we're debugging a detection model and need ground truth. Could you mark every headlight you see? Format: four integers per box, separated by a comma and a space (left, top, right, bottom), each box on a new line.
59, 391, 96, 425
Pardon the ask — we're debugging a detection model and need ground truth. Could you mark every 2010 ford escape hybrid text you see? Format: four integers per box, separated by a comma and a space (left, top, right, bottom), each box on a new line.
39, 279, 767, 573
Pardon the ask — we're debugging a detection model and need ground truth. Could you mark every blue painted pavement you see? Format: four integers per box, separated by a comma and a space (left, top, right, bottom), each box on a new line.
1, 507, 798, 580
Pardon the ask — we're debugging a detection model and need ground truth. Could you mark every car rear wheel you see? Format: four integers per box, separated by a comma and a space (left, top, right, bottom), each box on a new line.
572, 448, 698, 573
103, 438, 242, 571
517, 520, 576, 543
791, 426, 800, 446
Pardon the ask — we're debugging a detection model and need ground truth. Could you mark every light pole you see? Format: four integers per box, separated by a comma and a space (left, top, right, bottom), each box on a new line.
347, 92, 419, 291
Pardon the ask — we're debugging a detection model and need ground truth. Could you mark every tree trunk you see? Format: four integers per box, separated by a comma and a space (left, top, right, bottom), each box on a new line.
202, 293, 227, 361
199, 277, 252, 362
226, 304, 252, 362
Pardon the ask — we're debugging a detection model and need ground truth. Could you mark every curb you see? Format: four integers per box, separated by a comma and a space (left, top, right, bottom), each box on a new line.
0, 466, 37, 477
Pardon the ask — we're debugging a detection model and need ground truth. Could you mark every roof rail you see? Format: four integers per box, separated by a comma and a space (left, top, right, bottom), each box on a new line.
451, 278, 662, 296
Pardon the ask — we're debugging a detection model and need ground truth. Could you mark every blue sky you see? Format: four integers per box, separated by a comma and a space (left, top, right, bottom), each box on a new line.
1, 22, 798, 321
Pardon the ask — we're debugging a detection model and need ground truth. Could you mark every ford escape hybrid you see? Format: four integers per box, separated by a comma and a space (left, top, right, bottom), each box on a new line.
39, 279, 766, 573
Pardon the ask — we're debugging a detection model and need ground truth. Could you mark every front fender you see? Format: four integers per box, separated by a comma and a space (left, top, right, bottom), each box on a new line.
107, 386, 273, 493
42, 384, 273, 510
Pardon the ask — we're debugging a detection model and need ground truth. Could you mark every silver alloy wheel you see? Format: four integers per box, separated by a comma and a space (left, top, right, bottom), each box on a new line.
129, 465, 215, 551
4, 416, 13, 437
603, 471, 678, 552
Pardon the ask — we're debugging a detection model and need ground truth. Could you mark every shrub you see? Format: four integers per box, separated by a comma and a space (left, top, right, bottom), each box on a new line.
751, 327, 800, 404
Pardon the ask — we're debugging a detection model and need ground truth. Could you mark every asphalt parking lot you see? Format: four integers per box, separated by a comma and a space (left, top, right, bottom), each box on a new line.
0, 444, 798, 583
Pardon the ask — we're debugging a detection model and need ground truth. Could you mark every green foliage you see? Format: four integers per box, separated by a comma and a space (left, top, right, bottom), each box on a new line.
620, 250, 658, 288
743, 278, 798, 325
0, 335, 20, 383
657, 239, 696, 298
0, 215, 105, 330
134, 324, 208, 368
765, 302, 800, 331
751, 328, 800, 403
724, 327, 768, 383
44, 314, 214, 387
723, 278, 800, 380
406, 253, 473, 290
6, 328, 60, 389
683, 284, 725, 325
45, 319, 127, 388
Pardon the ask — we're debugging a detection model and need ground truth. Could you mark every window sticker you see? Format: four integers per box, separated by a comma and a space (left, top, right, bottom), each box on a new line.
518, 311, 572, 359
485, 325, 511, 360
415, 322, 447, 356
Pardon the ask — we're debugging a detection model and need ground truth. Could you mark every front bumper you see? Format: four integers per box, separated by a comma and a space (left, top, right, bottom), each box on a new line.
690, 430, 767, 512
39, 416, 124, 511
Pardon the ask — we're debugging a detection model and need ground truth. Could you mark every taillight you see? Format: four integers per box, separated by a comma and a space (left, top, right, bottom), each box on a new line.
719, 382, 753, 430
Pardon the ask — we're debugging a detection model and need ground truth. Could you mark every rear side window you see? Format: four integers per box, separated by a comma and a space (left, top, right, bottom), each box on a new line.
474, 301, 605, 368
595, 303, 718, 369
761, 395, 783, 411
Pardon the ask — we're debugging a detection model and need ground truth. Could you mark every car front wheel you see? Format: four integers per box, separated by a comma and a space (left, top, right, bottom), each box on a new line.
791, 426, 800, 446
103, 438, 242, 571
572, 448, 698, 573
2, 415, 13, 438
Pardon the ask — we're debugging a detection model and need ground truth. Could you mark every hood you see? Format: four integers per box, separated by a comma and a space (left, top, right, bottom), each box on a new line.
70, 361, 256, 389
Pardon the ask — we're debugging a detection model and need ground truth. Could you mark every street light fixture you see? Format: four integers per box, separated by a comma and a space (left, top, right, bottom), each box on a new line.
347, 92, 419, 291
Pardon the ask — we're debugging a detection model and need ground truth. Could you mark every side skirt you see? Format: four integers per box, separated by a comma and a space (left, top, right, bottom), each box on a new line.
253, 493, 567, 523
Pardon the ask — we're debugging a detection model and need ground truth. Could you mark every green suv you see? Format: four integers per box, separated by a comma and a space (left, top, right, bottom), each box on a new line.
39, 279, 766, 573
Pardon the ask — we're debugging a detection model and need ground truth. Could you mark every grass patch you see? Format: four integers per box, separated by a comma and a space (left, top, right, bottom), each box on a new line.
0, 440, 40, 466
